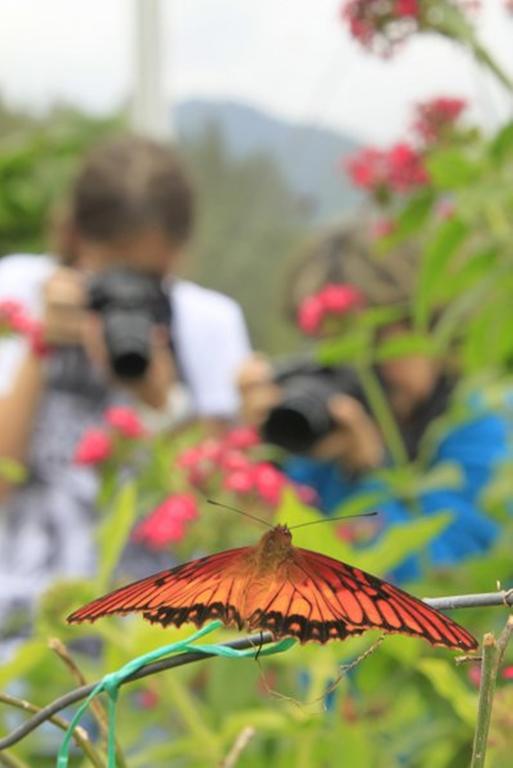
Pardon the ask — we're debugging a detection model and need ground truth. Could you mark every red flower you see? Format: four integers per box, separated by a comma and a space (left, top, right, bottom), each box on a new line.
253, 462, 288, 506
104, 406, 146, 438
176, 446, 204, 470
387, 142, 429, 191
319, 283, 364, 314
394, 0, 419, 16
132, 493, 198, 551
74, 428, 113, 465
341, 0, 420, 56
297, 283, 364, 336
224, 427, 260, 450
345, 147, 389, 191
221, 451, 252, 473
502, 665, 513, 681
0, 300, 50, 358
297, 295, 325, 335
413, 97, 467, 144
223, 469, 255, 494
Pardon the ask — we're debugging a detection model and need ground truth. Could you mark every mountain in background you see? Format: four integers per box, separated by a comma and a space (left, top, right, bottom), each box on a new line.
174, 99, 361, 222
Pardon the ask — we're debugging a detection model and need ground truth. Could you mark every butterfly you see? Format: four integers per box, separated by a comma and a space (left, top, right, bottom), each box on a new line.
68, 524, 477, 651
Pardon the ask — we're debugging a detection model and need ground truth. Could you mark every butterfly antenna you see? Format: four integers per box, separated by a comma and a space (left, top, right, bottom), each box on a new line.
206, 498, 273, 529
289, 510, 378, 531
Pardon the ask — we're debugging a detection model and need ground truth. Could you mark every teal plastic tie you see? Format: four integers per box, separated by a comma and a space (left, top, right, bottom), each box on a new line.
56, 621, 295, 767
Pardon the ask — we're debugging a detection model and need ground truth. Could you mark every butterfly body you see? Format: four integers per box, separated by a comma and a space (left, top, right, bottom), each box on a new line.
68, 525, 477, 651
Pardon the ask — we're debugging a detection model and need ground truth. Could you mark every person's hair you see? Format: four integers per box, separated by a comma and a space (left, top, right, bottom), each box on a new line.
64, 135, 194, 249
285, 218, 418, 321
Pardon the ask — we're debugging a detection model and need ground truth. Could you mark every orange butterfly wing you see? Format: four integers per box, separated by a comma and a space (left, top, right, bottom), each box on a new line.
67, 547, 252, 630
242, 546, 477, 650
68, 529, 477, 652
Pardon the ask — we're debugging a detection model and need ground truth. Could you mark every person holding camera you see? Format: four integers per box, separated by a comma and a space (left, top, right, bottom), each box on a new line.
238, 224, 508, 581
0, 136, 250, 640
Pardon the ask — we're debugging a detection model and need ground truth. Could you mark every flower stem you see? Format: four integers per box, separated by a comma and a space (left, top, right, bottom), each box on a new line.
357, 364, 408, 466
471, 633, 499, 768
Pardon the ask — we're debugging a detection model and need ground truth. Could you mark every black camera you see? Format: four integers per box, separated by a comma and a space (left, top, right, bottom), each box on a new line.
260, 359, 369, 454
87, 268, 171, 381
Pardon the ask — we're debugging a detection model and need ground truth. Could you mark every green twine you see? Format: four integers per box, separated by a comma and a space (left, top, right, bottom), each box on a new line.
56, 621, 295, 768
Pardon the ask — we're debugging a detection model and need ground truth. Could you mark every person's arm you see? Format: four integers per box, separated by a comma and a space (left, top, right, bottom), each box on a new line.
0, 348, 45, 500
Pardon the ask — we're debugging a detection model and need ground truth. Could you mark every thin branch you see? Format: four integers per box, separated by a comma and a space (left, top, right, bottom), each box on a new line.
1, 588, 511, 752
0, 692, 104, 768
0, 750, 30, 768
219, 726, 256, 768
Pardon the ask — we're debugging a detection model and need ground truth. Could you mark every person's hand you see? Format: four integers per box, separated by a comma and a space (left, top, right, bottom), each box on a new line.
311, 395, 384, 473
42, 268, 86, 345
237, 354, 282, 428
82, 315, 176, 409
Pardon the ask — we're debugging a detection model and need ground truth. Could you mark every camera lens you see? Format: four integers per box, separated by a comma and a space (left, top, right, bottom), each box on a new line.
261, 376, 336, 453
103, 311, 152, 380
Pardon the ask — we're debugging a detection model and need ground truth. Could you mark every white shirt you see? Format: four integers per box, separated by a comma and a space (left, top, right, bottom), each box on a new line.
0, 254, 251, 639
0, 253, 251, 416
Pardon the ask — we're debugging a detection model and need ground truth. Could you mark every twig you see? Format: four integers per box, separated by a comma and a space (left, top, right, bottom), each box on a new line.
219, 726, 256, 768
471, 633, 499, 768
1, 587, 512, 752
0, 750, 29, 768
0, 692, 104, 768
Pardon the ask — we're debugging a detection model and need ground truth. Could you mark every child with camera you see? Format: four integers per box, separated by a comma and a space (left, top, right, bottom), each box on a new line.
0, 136, 250, 642
238, 224, 508, 582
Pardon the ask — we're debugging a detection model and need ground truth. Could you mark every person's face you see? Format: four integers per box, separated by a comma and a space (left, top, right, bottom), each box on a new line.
377, 322, 442, 419
74, 227, 182, 277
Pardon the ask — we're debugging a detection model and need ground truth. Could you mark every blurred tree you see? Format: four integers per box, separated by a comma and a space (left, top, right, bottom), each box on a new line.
182, 123, 309, 351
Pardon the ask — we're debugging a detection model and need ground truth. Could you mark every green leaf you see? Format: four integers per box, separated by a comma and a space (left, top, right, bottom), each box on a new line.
416, 462, 463, 494
426, 149, 480, 189
96, 481, 138, 590
378, 190, 435, 248
489, 122, 513, 164
0, 457, 26, 483
415, 217, 468, 328
418, 658, 477, 726
356, 512, 453, 574
0, 639, 47, 686
375, 332, 439, 362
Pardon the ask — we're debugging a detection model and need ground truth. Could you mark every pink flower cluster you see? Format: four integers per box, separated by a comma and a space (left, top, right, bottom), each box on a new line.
342, 0, 480, 57
412, 97, 467, 144
74, 406, 146, 465
346, 142, 429, 196
297, 283, 365, 336
0, 299, 48, 357
132, 493, 199, 551
177, 427, 316, 508
342, 0, 421, 56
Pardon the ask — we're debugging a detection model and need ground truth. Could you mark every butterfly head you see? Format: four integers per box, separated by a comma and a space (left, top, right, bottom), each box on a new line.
255, 524, 293, 569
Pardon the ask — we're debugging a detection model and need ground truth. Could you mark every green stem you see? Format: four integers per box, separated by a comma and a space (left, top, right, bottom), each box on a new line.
471, 633, 499, 768
357, 365, 408, 467
0, 692, 105, 768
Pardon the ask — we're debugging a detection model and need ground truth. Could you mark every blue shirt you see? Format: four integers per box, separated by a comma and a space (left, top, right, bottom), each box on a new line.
285, 409, 508, 582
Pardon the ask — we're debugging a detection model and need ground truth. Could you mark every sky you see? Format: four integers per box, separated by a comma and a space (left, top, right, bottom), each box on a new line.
0, 0, 512, 143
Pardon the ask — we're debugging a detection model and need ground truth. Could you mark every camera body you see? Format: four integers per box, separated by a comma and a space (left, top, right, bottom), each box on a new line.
260, 359, 369, 454
87, 268, 171, 381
